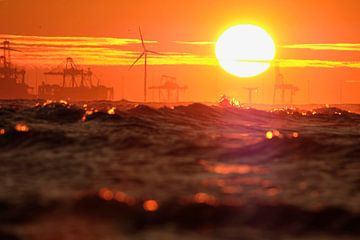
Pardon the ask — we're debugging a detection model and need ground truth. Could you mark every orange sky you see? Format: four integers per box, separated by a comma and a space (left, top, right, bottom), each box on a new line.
0, 0, 359, 103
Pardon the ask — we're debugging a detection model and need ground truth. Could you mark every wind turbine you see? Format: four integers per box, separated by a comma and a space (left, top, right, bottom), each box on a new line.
129, 27, 162, 102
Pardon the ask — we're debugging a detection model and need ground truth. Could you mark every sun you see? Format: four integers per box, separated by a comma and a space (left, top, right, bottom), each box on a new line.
215, 24, 276, 78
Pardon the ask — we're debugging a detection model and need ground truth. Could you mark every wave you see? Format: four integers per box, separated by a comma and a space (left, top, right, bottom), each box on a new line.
0, 100, 359, 239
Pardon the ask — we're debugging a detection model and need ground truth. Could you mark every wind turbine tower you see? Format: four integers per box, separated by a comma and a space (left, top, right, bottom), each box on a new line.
129, 27, 162, 102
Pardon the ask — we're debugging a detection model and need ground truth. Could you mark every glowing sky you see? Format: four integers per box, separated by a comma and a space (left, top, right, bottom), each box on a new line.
0, 0, 359, 103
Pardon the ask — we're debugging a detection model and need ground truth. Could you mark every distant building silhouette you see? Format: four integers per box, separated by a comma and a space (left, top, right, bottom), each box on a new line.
38, 57, 114, 101
243, 87, 258, 105
149, 75, 187, 102
273, 63, 299, 104
0, 41, 34, 99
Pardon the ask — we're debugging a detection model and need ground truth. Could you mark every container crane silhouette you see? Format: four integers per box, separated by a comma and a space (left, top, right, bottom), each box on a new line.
44, 57, 93, 88
273, 63, 299, 104
149, 75, 188, 102
39, 57, 114, 100
244, 87, 258, 105
0, 40, 32, 99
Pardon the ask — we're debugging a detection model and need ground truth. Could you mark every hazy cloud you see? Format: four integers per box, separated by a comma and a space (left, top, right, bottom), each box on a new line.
281, 43, 360, 51
174, 41, 215, 45
1, 34, 359, 69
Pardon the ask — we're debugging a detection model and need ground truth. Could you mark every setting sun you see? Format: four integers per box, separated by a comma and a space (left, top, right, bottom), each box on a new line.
0, 1, 359, 240
215, 24, 276, 78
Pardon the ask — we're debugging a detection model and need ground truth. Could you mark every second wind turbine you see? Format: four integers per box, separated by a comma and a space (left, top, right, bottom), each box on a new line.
129, 27, 162, 102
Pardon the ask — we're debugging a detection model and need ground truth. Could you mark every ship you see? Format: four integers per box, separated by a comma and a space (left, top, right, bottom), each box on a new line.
38, 57, 114, 101
0, 40, 34, 99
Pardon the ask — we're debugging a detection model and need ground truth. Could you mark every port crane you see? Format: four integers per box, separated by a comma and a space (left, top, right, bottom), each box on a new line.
0, 40, 33, 99
149, 75, 188, 102
39, 57, 114, 101
273, 63, 299, 104
44, 57, 93, 88
0, 40, 26, 85
244, 87, 258, 105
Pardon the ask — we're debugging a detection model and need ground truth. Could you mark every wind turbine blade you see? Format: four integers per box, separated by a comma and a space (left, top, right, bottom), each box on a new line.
128, 52, 145, 70
0, 47, 22, 52
146, 50, 164, 55
10, 48, 22, 52
8, 48, 22, 52
139, 27, 146, 50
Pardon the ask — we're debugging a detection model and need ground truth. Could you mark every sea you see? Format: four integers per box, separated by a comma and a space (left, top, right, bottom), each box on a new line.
0, 99, 359, 240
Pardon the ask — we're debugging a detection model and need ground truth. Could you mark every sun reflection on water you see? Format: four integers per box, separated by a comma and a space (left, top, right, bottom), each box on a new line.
107, 107, 116, 115
198, 158, 283, 204
99, 188, 114, 201
143, 200, 159, 212
199, 160, 267, 175
15, 123, 30, 132
193, 192, 218, 205
98, 188, 138, 205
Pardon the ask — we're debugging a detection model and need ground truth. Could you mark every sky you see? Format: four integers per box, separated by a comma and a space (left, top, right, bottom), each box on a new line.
0, 0, 359, 103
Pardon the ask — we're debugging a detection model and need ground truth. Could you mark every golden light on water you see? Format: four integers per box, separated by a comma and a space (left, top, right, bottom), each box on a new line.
193, 192, 217, 205
115, 191, 136, 205
265, 130, 286, 139
98, 188, 137, 206
59, 100, 68, 105
199, 160, 267, 175
15, 123, 30, 132
115, 191, 127, 202
266, 131, 273, 139
107, 107, 116, 115
143, 200, 159, 212
86, 110, 94, 116
99, 188, 114, 201
292, 132, 300, 138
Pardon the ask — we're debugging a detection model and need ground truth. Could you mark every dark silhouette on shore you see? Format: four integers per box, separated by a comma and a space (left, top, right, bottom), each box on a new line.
39, 57, 114, 101
0, 41, 34, 99
149, 75, 188, 102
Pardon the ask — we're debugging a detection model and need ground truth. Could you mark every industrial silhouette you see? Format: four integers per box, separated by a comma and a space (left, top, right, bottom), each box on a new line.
273, 63, 299, 104
129, 27, 163, 102
0, 41, 33, 99
149, 75, 188, 102
38, 57, 114, 101
243, 87, 258, 105
0, 39, 309, 105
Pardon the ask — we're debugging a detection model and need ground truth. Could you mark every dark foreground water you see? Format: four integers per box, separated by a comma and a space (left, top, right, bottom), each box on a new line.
0, 100, 359, 240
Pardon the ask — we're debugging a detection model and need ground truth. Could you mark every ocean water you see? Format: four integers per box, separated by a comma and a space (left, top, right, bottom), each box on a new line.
0, 100, 359, 240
